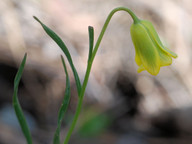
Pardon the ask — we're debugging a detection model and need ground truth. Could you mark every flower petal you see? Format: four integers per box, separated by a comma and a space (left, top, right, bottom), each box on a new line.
135, 49, 142, 66
141, 20, 177, 58
163, 47, 178, 58
137, 65, 145, 73
159, 50, 172, 66
131, 23, 160, 75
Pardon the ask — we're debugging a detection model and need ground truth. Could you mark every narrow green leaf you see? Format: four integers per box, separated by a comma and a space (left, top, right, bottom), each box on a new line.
53, 56, 71, 144
33, 16, 81, 96
88, 26, 94, 62
13, 53, 33, 144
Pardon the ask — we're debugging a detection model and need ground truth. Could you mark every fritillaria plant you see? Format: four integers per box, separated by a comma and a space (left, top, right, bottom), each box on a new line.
13, 7, 177, 144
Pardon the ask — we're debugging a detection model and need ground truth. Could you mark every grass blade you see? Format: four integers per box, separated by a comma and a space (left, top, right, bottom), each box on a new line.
13, 53, 33, 144
33, 16, 81, 96
53, 56, 71, 144
88, 26, 94, 62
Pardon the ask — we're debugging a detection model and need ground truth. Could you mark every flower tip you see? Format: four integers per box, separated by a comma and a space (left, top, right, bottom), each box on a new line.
151, 72, 159, 76
151, 70, 160, 76
137, 65, 145, 73
147, 67, 160, 76
137, 69, 142, 73
173, 54, 178, 59
137, 69, 159, 76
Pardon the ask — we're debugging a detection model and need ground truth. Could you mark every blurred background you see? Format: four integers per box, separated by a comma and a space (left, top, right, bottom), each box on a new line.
0, 0, 192, 144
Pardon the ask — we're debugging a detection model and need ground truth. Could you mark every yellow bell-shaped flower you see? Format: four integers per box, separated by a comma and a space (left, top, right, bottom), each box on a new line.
131, 20, 177, 75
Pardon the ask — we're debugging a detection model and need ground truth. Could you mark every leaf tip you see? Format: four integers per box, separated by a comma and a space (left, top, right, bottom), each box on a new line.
24, 53, 27, 59
88, 26, 94, 31
33, 16, 41, 24
60, 55, 64, 59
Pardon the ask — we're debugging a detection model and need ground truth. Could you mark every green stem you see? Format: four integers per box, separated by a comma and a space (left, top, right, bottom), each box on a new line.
91, 7, 139, 63
63, 7, 139, 144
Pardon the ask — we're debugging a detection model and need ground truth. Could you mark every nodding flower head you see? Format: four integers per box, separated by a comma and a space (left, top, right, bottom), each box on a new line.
130, 19, 177, 75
